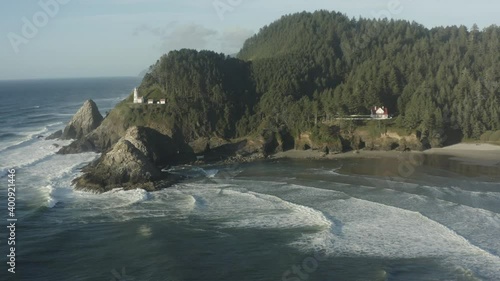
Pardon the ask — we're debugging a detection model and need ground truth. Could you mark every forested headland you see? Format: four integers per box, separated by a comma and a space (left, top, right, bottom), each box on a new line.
136, 10, 500, 151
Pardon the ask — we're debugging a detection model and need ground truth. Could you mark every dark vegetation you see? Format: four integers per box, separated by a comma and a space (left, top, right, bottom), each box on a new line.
137, 11, 500, 147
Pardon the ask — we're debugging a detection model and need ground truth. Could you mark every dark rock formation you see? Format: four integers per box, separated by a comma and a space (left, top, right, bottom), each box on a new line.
259, 127, 295, 156
123, 126, 178, 165
61, 100, 103, 140
189, 137, 231, 154
71, 126, 187, 192
260, 129, 280, 156
365, 136, 423, 152
72, 139, 168, 193
188, 138, 209, 155
58, 138, 96, 154
46, 130, 62, 140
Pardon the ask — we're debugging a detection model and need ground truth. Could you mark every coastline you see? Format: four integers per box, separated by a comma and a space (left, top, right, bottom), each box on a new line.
424, 143, 500, 166
271, 143, 500, 167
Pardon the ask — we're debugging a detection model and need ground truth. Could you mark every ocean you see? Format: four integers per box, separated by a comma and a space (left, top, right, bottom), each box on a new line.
1, 77, 500, 281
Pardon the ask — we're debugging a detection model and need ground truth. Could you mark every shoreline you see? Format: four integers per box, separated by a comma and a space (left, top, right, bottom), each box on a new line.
424, 143, 500, 166
270, 143, 500, 167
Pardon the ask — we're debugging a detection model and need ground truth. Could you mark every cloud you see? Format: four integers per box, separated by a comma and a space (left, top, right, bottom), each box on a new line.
133, 21, 178, 37
220, 27, 255, 53
134, 22, 217, 50
133, 22, 254, 54
162, 24, 218, 51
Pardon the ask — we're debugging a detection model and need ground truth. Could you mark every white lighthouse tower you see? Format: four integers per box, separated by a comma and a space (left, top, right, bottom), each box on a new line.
133, 88, 143, 104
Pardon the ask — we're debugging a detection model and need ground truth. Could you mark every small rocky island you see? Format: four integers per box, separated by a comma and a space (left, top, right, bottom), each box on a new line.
50, 100, 190, 192
47, 100, 103, 141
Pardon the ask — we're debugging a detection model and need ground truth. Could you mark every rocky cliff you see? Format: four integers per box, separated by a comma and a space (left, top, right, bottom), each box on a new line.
72, 126, 181, 193
61, 100, 103, 140
122, 126, 179, 165
58, 99, 187, 155
59, 95, 426, 193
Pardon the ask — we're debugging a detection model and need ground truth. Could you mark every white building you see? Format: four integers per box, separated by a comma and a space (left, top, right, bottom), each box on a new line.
148, 99, 154, 104
370, 106, 389, 119
160, 99, 166, 104
133, 88, 144, 104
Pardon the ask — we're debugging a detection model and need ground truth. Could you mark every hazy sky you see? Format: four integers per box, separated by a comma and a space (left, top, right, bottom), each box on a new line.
1, 0, 498, 80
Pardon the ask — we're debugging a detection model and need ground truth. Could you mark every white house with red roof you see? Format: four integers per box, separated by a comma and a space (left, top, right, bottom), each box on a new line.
371, 106, 389, 119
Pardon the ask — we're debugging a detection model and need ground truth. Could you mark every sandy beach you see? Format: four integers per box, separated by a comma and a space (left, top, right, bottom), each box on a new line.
273, 143, 500, 167
424, 143, 500, 166
273, 149, 408, 160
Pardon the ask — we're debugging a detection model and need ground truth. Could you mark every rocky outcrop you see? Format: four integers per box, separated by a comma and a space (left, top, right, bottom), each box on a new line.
260, 129, 280, 156
72, 126, 185, 192
258, 127, 295, 156
188, 137, 233, 155
58, 138, 97, 154
58, 100, 191, 155
57, 129, 111, 154
123, 126, 178, 165
46, 130, 62, 140
61, 100, 103, 140
361, 132, 424, 152
294, 132, 342, 154
295, 133, 314, 150
73, 139, 169, 193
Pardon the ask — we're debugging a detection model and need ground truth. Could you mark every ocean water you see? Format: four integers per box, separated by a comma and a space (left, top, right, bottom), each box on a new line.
1, 78, 500, 281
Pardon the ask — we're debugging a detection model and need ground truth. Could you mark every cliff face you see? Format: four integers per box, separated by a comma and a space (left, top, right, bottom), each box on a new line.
123, 126, 179, 165
73, 139, 163, 192
59, 95, 427, 193
72, 126, 181, 193
58, 99, 187, 155
61, 100, 103, 140
58, 101, 130, 154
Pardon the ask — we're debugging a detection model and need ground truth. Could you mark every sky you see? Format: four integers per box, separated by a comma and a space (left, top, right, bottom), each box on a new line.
0, 0, 498, 80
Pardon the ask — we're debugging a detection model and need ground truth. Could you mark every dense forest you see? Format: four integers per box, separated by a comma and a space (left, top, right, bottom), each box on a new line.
140, 50, 255, 139
139, 11, 500, 147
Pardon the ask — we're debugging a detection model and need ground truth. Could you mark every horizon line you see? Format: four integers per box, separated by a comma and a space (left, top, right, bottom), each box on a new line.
0, 76, 142, 82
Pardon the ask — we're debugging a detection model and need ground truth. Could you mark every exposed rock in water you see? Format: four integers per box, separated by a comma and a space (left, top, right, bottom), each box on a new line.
72, 126, 186, 192
72, 139, 168, 193
58, 138, 96, 154
61, 100, 103, 140
58, 100, 192, 155
46, 130, 62, 140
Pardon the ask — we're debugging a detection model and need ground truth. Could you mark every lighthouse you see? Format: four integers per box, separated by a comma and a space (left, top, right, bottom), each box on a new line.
133, 88, 143, 104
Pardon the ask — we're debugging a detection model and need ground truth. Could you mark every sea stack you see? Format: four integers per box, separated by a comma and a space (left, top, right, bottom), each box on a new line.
61, 99, 103, 140
71, 126, 184, 192
72, 139, 165, 192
